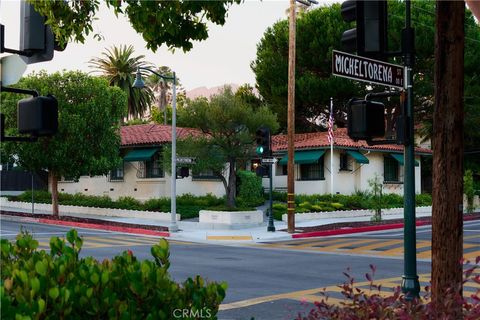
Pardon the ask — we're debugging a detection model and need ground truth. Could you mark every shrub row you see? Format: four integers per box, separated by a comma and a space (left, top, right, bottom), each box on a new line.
10, 191, 225, 219
267, 191, 432, 211
1, 230, 226, 319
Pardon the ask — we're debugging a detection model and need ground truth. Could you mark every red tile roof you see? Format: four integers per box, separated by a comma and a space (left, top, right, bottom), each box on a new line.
272, 128, 432, 154
121, 125, 432, 155
121, 124, 201, 146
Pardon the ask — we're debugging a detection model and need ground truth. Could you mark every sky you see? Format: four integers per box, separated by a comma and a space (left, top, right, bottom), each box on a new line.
0, 0, 335, 91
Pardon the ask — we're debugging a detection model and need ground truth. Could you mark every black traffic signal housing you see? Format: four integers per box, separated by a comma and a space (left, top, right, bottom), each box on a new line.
341, 0, 387, 59
177, 167, 189, 179
347, 98, 385, 141
17, 95, 58, 137
255, 127, 271, 157
19, 2, 65, 64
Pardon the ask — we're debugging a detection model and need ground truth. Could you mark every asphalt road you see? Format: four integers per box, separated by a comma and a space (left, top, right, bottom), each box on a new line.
2, 218, 479, 320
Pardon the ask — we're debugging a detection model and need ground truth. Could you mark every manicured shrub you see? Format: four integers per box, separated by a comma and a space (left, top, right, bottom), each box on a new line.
416, 193, 432, 206
1, 229, 227, 319
272, 203, 287, 220
116, 196, 143, 210
236, 170, 264, 207
298, 201, 313, 211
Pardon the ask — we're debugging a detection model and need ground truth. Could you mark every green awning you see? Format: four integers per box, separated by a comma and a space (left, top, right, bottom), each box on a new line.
390, 153, 419, 166
346, 150, 369, 164
279, 150, 325, 165
123, 148, 159, 162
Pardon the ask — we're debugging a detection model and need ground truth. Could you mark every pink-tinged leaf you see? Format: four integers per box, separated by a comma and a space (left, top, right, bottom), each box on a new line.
366, 273, 372, 282
369, 264, 376, 273
476, 255, 480, 264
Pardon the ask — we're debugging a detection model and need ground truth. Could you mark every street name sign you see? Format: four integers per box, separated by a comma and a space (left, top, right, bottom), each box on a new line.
332, 50, 404, 89
176, 157, 196, 164
261, 158, 278, 164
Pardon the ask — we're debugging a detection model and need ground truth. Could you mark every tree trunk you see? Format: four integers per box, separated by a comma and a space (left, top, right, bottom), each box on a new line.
431, 1, 464, 315
226, 158, 236, 208
49, 171, 59, 217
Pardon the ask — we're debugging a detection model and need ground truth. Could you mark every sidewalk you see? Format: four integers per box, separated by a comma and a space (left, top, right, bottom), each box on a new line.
0, 203, 455, 244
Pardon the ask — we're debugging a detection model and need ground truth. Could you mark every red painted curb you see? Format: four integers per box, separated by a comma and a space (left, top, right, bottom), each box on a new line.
38, 218, 170, 237
292, 220, 431, 239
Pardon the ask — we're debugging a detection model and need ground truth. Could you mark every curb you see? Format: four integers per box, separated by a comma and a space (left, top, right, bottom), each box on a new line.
292, 215, 480, 239
37, 218, 170, 237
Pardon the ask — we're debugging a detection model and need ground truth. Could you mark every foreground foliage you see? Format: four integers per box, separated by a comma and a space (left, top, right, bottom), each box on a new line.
296, 260, 480, 320
1, 229, 227, 319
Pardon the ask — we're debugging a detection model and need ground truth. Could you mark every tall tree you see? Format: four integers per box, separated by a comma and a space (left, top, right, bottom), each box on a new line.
252, 1, 480, 148
174, 87, 279, 207
0, 71, 127, 216
28, 0, 242, 52
89, 45, 153, 120
431, 1, 465, 316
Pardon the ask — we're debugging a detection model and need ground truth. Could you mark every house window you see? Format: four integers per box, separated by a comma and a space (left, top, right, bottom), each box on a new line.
109, 163, 124, 181
145, 152, 164, 178
276, 164, 288, 176
136, 153, 163, 179
192, 169, 220, 180
339, 153, 352, 171
299, 159, 324, 181
384, 156, 399, 182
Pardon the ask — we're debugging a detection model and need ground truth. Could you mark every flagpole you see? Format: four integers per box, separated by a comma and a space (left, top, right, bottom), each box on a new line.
330, 97, 334, 196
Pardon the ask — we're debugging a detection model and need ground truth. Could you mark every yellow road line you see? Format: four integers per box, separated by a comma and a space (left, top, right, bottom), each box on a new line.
300, 238, 379, 250
219, 287, 324, 310
207, 235, 253, 241
348, 239, 403, 254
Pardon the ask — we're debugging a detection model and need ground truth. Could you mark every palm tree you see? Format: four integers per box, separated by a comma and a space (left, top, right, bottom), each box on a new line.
145, 67, 186, 125
89, 45, 153, 120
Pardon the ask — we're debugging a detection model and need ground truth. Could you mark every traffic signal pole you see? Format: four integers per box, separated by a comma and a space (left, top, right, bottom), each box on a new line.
401, 0, 420, 300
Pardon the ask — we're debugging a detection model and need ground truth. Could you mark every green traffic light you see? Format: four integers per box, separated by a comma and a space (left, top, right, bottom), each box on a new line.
256, 146, 264, 155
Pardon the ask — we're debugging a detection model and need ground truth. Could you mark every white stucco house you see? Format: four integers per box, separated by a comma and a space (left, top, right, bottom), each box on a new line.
56, 124, 432, 200
258, 128, 432, 195
57, 124, 226, 201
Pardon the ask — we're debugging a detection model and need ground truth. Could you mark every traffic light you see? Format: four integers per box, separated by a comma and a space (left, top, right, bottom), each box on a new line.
17, 95, 58, 136
19, 1, 65, 64
347, 98, 385, 141
340, 0, 387, 59
255, 127, 270, 157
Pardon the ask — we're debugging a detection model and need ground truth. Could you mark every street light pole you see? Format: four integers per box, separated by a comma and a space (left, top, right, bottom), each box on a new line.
133, 67, 178, 232
401, 0, 420, 299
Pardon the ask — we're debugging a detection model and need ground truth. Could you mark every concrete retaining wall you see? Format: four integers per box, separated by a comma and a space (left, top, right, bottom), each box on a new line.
282, 206, 433, 222
199, 210, 263, 225
0, 197, 180, 222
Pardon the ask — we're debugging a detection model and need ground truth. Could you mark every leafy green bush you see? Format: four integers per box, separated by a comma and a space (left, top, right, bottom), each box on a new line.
236, 170, 264, 207
115, 196, 143, 210
465, 170, 475, 213
1, 229, 227, 319
416, 193, 432, 206
269, 191, 287, 202
272, 203, 287, 220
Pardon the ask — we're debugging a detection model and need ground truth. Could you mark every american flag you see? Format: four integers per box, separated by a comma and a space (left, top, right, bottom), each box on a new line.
327, 98, 334, 144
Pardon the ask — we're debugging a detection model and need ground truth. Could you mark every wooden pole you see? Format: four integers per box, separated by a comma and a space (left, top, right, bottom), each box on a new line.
431, 1, 465, 315
287, 0, 296, 233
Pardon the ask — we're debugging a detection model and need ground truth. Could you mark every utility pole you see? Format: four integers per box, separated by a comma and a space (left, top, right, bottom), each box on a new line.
287, 0, 296, 233
431, 1, 465, 316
